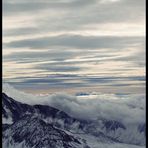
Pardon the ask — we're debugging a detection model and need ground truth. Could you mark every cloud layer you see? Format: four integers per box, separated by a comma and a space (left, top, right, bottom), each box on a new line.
3, 0, 145, 93
3, 83, 145, 125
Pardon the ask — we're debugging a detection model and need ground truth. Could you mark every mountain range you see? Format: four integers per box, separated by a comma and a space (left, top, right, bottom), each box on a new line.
2, 92, 145, 148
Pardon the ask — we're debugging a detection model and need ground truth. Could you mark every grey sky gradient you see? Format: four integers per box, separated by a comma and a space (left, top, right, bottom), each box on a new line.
3, 0, 146, 94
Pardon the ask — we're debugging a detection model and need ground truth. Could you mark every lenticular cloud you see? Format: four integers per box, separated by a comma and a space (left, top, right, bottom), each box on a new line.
3, 83, 145, 125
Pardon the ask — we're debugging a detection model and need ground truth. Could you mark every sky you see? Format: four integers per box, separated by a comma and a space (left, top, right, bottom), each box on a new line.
2, 0, 146, 94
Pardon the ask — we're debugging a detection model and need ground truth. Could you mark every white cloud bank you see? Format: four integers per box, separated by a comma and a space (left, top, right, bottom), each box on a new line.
3, 83, 145, 125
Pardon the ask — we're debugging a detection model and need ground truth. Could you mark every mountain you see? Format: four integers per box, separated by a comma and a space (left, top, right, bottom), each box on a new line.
2, 93, 90, 148
3, 115, 89, 148
2, 92, 145, 148
2, 92, 76, 124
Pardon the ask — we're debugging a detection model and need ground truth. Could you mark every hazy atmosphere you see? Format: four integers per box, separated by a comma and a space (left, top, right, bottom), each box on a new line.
3, 0, 146, 94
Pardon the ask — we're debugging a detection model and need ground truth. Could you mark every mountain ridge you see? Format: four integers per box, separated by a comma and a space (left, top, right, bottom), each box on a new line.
2, 92, 145, 148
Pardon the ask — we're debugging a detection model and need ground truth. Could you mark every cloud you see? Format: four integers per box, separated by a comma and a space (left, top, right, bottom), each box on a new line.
3, 0, 145, 38
3, 0, 145, 22
3, 0, 95, 15
3, 39, 145, 92
3, 83, 145, 125
4, 35, 144, 49
3, 0, 145, 94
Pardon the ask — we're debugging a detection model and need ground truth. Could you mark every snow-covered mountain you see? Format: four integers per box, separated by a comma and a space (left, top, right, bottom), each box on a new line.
2, 91, 145, 148
2, 93, 90, 148
3, 115, 89, 148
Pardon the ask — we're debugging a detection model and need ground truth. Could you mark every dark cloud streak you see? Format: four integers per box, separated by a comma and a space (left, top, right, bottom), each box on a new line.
4, 35, 144, 49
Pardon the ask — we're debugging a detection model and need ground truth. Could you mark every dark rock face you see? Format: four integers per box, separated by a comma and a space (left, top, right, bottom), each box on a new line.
3, 115, 83, 148
2, 93, 34, 121
138, 123, 145, 133
103, 120, 126, 131
2, 124, 10, 131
